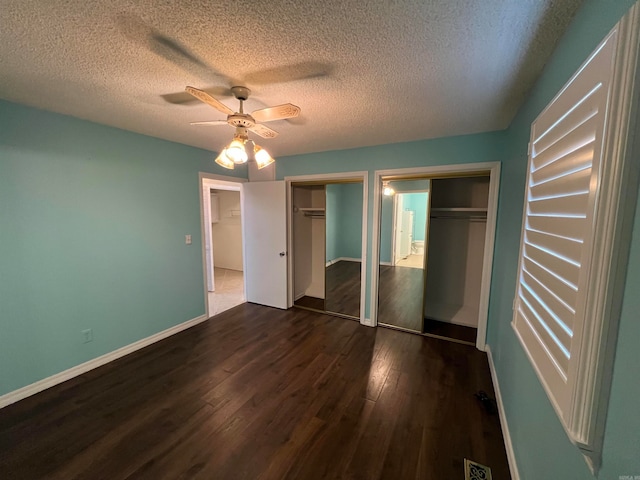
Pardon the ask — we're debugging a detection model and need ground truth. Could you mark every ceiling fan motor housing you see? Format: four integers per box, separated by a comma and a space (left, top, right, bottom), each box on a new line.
228, 114, 256, 128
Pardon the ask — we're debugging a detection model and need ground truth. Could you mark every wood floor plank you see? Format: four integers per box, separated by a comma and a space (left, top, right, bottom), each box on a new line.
0, 303, 510, 479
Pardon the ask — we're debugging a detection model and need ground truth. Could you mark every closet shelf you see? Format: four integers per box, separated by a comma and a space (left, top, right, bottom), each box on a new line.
297, 207, 325, 218
430, 207, 487, 220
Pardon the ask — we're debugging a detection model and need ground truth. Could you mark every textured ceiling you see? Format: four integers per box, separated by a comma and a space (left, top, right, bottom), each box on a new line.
0, 0, 583, 157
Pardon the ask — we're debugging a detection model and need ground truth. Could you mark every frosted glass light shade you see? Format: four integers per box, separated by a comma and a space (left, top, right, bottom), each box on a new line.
226, 139, 248, 164
214, 149, 234, 169
254, 145, 275, 169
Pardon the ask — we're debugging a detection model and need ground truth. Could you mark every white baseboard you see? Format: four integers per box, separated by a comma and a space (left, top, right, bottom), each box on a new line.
0, 314, 209, 409
486, 346, 520, 480
325, 257, 362, 267
379, 261, 392, 266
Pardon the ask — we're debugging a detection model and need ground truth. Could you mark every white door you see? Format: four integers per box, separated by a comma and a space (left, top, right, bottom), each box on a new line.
393, 194, 404, 265
399, 210, 413, 258
242, 181, 288, 309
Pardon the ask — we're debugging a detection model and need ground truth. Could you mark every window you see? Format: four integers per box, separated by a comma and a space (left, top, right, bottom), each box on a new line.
512, 3, 640, 472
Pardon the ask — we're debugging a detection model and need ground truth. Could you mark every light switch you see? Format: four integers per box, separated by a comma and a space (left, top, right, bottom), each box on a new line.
185, 234, 192, 245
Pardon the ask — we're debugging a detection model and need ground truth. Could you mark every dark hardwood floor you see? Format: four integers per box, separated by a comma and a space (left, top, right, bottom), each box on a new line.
0, 304, 510, 480
294, 295, 325, 311
377, 265, 425, 332
325, 260, 361, 318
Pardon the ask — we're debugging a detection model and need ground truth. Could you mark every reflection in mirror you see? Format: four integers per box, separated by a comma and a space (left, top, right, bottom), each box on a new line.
377, 179, 430, 332
325, 183, 363, 319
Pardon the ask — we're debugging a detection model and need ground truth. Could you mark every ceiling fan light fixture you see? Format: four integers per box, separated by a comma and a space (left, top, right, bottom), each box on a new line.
254, 145, 275, 169
383, 181, 395, 196
225, 137, 248, 164
214, 149, 235, 169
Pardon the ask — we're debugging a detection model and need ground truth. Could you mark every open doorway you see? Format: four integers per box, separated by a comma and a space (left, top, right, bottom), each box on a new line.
200, 174, 247, 318
392, 190, 430, 269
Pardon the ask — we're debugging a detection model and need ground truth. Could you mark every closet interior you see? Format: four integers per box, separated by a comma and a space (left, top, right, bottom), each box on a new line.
291, 182, 363, 320
377, 174, 489, 344
423, 176, 489, 343
292, 185, 326, 311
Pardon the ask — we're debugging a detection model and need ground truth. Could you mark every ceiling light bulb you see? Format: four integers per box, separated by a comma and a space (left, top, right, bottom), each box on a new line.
214, 149, 235, 169
225, 138, 248, 164
254, 145, 275, 169
383, 182, 395, 196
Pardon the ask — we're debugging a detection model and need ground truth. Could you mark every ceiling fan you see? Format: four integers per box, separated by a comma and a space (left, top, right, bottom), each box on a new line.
185, 86, 300, 170
185, 86, 300, 138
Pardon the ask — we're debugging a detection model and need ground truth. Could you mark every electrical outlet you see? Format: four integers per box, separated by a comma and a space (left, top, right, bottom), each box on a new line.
82, 328, 93, 343
185, 234, 192, 245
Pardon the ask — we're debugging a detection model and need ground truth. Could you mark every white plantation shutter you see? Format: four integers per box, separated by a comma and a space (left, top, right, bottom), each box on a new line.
513, 34, 615, 416
512, 4, 640, 465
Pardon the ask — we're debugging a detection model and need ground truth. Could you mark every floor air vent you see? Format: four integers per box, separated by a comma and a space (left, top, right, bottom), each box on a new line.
464, 459, 492, 480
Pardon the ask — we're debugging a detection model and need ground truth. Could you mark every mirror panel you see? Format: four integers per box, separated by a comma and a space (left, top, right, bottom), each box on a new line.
377, 179, 431, 332
324, 183, 363, 319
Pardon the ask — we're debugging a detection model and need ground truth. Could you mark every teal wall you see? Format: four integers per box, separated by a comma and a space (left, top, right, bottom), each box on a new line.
277, 132, 504, 317
487, 0, 640, 478
325, 183, 363, 261
0, 100, 242, 396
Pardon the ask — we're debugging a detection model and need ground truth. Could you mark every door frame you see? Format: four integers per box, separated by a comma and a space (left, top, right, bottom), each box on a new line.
284, 171, 369, 325
198, 172, 248, 318
370, 162, 500, 350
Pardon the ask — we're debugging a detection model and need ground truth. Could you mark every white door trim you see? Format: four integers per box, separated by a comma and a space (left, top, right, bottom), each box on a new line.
284, 171, 369, 325
370, 162, 501, 350
198, 172, 247, 319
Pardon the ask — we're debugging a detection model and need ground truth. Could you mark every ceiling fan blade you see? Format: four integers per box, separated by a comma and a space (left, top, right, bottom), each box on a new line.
249, 124, 279, 139
190, 120, 229, 126
162, 86, 233, 105
244, 61, 334, 85
251, 103, 301, 123
185, 86, 234, 115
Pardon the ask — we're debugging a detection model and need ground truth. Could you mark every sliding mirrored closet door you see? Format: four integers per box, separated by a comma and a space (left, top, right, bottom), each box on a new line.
324, 183, 363, 319
377, 179, 431, 332
376, 174, 489, 344
292, 181, 363, 320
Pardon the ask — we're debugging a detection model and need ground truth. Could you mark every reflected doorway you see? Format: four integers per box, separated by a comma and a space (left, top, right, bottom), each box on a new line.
378, 180, 430, 332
